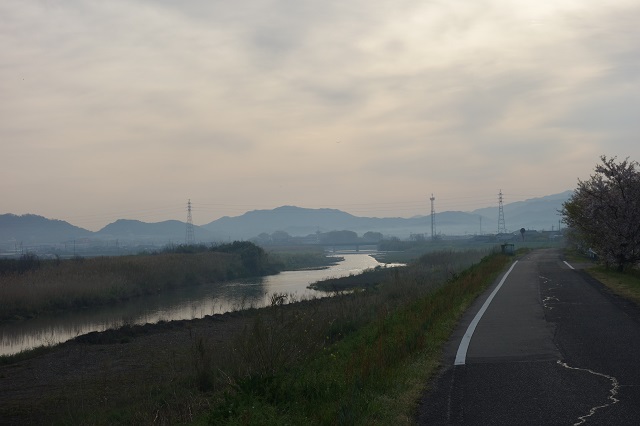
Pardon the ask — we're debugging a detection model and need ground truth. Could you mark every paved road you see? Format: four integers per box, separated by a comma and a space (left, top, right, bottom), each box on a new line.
417, 248, 640, 425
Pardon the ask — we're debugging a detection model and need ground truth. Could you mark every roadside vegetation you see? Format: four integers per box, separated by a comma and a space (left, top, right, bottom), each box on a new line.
309, 265, 394, 291
565, 248, 640, 306
373, 231, 564, 264
205, 249, 504, 425
310, 249, 488, 293
0, 242, 334, 321
561, 155, 640, 304
1, 247, 513, 424
562, 155, 640, 272
588, 267, 640, 305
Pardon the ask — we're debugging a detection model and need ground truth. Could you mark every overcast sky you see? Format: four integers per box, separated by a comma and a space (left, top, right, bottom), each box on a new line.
2, 0, 639, 231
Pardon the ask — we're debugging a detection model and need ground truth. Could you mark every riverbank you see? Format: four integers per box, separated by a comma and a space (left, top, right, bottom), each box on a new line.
0, 309, 256, 424
0, 243, 338, 322
308, 265, 396, 291
0, 248, 506, 424
0, 251, 359, 356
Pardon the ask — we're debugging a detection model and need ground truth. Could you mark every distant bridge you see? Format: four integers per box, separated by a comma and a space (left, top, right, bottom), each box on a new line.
319, 242, 379, 252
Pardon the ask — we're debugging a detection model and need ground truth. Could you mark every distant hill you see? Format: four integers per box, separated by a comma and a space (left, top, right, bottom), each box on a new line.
0, 215, 219, 251
96, 219, 219, 243
1, 191, 573, 249
202, 206, 487, 239
0, 214, 92, 246
203, 206, 359, 239
203, 191, 573, 239
472, 190, 572, 233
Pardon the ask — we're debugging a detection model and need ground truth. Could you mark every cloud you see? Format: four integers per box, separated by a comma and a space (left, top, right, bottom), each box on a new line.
2, 0, 640, 228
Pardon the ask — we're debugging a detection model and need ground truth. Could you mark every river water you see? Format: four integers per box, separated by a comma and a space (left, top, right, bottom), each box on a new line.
1, 252, 390, 356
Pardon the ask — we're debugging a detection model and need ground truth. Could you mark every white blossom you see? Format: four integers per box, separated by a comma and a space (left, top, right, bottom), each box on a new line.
562, 156, 640, 271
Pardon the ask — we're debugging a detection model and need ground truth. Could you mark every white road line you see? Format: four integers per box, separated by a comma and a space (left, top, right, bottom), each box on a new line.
454, 261, 519, 366
564, 261, 575, 270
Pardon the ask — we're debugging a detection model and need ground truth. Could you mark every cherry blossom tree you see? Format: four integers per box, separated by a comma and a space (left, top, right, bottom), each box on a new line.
562, 156, 640, 271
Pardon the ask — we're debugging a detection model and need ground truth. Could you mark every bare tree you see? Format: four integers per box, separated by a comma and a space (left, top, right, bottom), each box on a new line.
562, 156, 640, 271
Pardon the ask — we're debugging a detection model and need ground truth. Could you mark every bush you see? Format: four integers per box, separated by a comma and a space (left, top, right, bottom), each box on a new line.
0, 252, 41, 276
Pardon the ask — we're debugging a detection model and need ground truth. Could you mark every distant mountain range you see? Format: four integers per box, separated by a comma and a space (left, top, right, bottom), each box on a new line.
97, 219, 219, 242
0, 191, 572, 249
0, 214, 94, 246
201, 191, 571, 239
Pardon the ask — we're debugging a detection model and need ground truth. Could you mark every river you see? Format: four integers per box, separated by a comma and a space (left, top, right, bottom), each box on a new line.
1, 252, 393, 356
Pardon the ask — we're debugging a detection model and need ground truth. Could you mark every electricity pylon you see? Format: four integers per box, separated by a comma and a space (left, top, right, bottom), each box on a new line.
497, 190, 507, 234
430, 194, 436, 240
185, 199, 195, 245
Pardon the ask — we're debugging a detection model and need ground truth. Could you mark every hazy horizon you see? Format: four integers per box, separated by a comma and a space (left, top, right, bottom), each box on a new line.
3, 1, 639, 231
3, 189, 572, 233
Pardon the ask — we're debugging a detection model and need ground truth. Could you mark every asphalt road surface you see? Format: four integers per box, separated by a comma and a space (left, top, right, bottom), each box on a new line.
417, 248, 640, 425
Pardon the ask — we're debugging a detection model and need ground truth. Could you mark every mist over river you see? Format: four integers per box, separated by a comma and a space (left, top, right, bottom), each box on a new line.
1, 253, 393, 356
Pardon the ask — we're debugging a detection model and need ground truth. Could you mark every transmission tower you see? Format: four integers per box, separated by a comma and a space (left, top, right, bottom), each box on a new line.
430, 194, 436, 240
497, 190, 507, 234
185, 199, 195, 245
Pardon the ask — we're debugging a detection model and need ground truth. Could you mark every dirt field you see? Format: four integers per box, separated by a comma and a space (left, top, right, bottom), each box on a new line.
0, 310, 257, 424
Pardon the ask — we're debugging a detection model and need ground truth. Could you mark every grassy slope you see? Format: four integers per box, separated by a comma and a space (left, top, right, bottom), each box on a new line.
564, 249, 640, 305
205, 252, 511, 425
587, 267, 640, 305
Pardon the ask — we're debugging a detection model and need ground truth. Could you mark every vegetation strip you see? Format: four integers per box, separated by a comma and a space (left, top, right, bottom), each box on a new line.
586, 266, 640, 306
0, 242, 335, 321
563, 249, 640, 306
208, 252, 510, 425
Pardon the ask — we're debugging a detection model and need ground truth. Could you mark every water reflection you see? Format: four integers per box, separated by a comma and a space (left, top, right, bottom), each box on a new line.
1, 253, 388, 355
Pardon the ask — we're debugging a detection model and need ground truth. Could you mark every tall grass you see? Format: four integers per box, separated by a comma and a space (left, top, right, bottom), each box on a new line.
0, 252, 240, 320
0, 242, 315, 320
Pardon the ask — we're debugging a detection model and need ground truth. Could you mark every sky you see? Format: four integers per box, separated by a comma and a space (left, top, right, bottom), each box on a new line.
2, 0, 639, 231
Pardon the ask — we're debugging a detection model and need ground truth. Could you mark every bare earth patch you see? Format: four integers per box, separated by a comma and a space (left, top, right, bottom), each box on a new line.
0, 310, 256, 424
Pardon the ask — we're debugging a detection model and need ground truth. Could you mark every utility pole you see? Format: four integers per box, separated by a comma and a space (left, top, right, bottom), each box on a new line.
498, 189, 507, 234
185, 199, 195, 245
430, 194, 436, 240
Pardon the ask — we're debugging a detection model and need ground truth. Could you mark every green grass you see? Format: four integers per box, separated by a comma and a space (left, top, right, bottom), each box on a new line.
0, 344, 54, 366
587, 266, 640, 305
308, 266, 394, 291
205, 252, 510, 425
563, 248, 640, 305
374, 239, 563, 264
